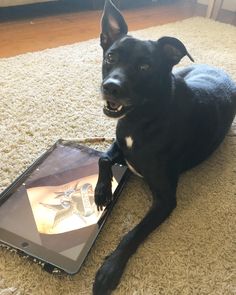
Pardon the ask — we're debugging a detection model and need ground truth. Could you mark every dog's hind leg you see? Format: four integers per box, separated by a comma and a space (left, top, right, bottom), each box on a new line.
95, 141, 125, 210
93, 165, 178, 295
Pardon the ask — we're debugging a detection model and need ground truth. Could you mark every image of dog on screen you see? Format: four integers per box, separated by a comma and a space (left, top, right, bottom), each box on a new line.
92, 1, 236, 294
27, 175, 103, 234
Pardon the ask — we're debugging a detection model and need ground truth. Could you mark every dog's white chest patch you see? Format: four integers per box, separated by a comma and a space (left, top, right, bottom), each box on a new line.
125, 136, 133, 149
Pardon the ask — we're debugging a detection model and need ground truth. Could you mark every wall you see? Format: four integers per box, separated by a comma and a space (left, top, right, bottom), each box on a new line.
198, 0, 236, 12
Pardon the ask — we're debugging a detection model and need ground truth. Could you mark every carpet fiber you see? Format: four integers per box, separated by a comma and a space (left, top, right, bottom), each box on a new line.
0, 17, 236, 295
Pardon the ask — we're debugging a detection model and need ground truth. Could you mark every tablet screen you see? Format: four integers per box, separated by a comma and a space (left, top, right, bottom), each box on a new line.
0, 142, 127, 270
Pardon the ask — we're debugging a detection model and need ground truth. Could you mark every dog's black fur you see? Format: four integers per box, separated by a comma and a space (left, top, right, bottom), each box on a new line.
93, 1, 236, 294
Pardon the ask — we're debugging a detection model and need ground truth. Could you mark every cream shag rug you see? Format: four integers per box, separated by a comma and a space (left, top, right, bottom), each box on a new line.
0, 17, 236, 295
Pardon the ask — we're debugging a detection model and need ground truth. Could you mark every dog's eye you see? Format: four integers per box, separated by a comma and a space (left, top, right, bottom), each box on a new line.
105, 53, 117, 64
139, 64, 150, 71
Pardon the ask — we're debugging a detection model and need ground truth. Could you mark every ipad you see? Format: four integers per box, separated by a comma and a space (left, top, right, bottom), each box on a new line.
0, 140, 128, 274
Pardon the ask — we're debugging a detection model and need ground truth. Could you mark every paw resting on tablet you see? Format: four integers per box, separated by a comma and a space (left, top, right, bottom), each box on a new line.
94, 157, 113, 210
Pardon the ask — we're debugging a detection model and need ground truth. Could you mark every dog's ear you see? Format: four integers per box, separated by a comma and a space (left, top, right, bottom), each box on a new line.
157, 36, 194, 66
100, 0, 128, 51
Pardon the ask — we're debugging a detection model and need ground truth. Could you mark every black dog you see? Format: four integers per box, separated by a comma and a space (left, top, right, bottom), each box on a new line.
93, 1, 236, 294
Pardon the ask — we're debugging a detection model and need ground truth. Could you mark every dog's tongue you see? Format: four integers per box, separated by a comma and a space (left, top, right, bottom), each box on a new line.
109, 101, 120, 110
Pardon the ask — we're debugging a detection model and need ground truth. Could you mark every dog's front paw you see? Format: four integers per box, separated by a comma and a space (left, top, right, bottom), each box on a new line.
93, 252, 126, 295
94, 182, 112, 210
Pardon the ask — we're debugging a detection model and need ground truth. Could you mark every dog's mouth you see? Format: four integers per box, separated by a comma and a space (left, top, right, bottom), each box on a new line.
103, 99, 126, 118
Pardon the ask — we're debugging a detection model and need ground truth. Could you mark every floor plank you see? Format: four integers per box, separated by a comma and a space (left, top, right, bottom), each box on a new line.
0, 0, 234, 58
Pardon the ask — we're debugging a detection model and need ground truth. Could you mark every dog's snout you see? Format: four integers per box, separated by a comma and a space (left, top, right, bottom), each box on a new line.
102, 79, 122, 97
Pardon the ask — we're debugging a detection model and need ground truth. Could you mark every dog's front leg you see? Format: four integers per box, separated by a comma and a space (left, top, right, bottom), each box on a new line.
95, 141, 125, 210
93, 167, 178, 295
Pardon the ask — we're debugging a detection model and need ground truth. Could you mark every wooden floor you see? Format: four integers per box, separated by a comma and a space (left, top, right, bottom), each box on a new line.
0, 0, 235, 58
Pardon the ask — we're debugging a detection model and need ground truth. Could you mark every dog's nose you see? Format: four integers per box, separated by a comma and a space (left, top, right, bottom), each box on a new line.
102, 78, 122, 96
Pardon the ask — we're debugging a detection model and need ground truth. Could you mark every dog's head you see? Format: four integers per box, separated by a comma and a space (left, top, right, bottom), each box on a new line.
100, 0, 193, 118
